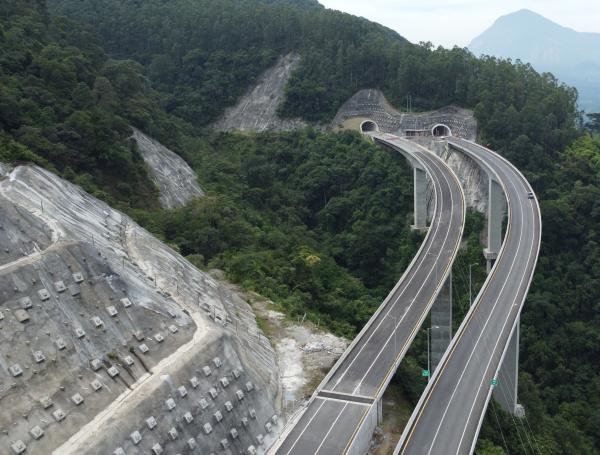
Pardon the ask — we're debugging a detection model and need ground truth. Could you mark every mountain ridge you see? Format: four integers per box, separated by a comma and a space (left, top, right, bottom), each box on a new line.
469, 9, 600, 112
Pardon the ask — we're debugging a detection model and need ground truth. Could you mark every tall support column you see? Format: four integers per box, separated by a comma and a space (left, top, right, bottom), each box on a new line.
430, 272, 452, 374
484, 178, 503, 272
494, 317, 524, 416
412, 167, 428, 231
377, 398, 383, 426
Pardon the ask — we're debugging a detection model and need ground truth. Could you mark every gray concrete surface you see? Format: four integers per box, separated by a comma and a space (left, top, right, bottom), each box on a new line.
394, 138, 541, 455
212, 53, 307, 132
430, 274, 452, 375
0, 198, 53, 267
484, 178, 504, 271
493, 317, 520, 416
331, 89, 478, 140
420, 139, 489, 215
413, 167, 428, 230
270, 134, 465, 455
130, 128, 204, 209
0, 165, 280, 455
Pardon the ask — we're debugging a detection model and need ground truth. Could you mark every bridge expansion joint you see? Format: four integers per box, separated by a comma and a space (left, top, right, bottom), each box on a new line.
317, 390, 375, 405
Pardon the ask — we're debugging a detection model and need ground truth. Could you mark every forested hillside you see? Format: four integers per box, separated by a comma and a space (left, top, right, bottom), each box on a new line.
134, 130, 421, 336
0, 0, 184, 207
2, 0, 598, 453
50, 0, 579, 159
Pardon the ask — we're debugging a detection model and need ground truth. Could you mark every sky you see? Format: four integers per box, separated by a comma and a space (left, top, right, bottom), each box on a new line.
317, 0, 600, 48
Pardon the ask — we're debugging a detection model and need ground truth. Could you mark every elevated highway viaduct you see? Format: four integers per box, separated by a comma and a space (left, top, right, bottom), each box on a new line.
395, 138, 541, 455
270, 133, 465, 455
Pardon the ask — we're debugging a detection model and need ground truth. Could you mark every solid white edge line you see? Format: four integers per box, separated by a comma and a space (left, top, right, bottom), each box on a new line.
314, 137, 453, 451
394, 139, 516, 454
395, 138, 541, 455
424, 154, 526, 455
339, 139, 466, 454
269, 133, 443, 454
454, 167, 532, 453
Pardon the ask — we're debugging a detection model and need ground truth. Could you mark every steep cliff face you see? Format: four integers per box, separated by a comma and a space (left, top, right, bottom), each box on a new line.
408, 137, 496, 255
130, 128, 204, 209
428, 139, 488, 214
406, 138, 488, 232
0, 165, 280, 455
212, 53, 307, 132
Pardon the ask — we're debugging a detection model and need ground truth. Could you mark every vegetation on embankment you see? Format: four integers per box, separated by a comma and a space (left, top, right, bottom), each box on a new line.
2, 0, 598, 452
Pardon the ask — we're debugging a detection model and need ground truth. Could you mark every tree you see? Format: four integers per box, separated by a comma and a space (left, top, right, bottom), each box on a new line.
585, 113, 600, 134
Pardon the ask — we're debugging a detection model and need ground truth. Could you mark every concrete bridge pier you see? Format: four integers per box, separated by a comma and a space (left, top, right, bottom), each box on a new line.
494, 317, 524, 417
412, 167, 428, 231
430, 272, 452, 374
484, 178, 503, 272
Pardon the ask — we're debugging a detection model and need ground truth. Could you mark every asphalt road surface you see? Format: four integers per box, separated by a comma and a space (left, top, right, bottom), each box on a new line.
395, 138, 541, 455
272, 134, 465, 455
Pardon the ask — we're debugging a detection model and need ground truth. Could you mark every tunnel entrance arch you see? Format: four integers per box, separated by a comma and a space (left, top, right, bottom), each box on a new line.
432, 124, 452, 137
360, 120, 380, 133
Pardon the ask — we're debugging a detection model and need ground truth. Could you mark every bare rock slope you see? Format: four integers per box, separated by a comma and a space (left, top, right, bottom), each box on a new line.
131, 128, 204, 209
212, 53, 307, 132
0, 164, 280, 455
412, 137, 489, 215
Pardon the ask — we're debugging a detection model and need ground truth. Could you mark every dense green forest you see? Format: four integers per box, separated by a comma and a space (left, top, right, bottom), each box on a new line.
0, 0, 186, 207
1, 0, 598, 453
133, 130, 421, 336
50, 0, 579, 169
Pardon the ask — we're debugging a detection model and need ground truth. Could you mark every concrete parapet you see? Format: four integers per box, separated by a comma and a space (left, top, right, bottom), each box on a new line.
430, 273, 452, 374
412, 167, 428, 231
494, 318, 522, 416
486, 178, 504, 271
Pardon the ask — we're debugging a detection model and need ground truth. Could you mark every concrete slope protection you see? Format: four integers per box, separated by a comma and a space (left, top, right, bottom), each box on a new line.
130, 128, 204, 209
212, 53, 307, 133
271, 134, 465, 455
0, 164, 279, 455
395, 138, 541, 455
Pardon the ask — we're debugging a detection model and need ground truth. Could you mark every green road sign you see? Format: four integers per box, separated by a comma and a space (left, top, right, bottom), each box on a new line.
491, 378, 498, 386
422, 369, 430, 377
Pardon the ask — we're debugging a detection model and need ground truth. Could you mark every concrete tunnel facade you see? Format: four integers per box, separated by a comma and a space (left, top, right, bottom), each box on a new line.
360, 119, 380, 133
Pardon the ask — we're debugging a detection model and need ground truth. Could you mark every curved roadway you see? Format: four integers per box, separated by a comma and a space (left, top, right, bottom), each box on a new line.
272, 133, 465, 454
395, 138, 541, 455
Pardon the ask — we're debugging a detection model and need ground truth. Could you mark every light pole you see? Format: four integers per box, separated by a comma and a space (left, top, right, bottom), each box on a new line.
469, 263, 478, 308
426, 325, 440, 381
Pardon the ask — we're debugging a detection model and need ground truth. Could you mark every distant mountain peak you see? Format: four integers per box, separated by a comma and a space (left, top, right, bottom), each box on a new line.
491, 9, 571, 33
469, 10, 600, 112
509, 8, 549, 18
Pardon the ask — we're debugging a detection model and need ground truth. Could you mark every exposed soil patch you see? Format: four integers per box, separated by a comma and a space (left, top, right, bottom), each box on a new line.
246, 292, 349, 416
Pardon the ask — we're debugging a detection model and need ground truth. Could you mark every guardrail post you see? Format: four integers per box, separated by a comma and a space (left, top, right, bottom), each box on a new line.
493, 316, 524, 416
412, 167, 428, 231
430, 272, 452, 374
484, 178, 503, 272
